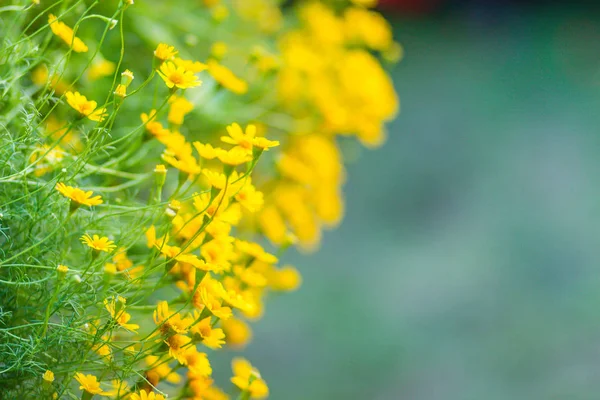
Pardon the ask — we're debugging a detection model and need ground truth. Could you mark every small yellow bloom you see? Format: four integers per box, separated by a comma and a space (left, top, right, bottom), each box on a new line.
56, 265, 69, 278
231, 358, 269, 399
252, 136, 279, 150
221, 123, 255, 150
154, 43, 178, 61
235, 183, 264, 213
48, 14, 88, 53
74, 373, 106, 395
80, 234, 117, 253
189, 313, 226, 349
269, 265, 302, 291
168, 95, 194, 125
193, 142, 220, 160
207, 60, 248, 94
158, 61, 202, 90
88, 59, 116, 80
153, 301, 193, 335
130, 389, 166, 400
104, 296, 139, 332
216, 147, 252, 166
173, 58, 207, 73
42, 370, 54, 382
210, 41, 228, 59
65, 91, 107, 122
222, 317, 252, 348
114, 84, 127, 98
55, 182, 103, 207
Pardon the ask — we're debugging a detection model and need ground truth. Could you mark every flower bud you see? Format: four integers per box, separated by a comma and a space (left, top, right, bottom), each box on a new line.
121, 69, 134, 87
56, 264, 68, 280
114, 84, 127, 98
154, 164, 167, 188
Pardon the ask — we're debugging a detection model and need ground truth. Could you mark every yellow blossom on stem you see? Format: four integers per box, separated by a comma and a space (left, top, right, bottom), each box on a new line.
173, 57, 207, 73
48, 14, 88, 53
130, 390, 166, 400
80, 234, 117, 253
74, 373, 107, 396
193, 142, 220, 160
88, 59, 116, 80
154, 43, 178, 61
216, 147, 252, 166
65, 91, 107, 122
55, 182, 102, 210
231, 358, 269, 399
42, 370, 54, 382
104, 296, 139, 332
222, 317, 252, 348
207, 60, 248, 94
189, 313, 226, 349
221, 122, 256, 150
158, 61, 202, 90
153, 301, 193, 335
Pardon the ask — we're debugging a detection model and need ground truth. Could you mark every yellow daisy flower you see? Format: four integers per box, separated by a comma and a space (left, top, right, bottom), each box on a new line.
221, 123, 256, 150
74, 373, 107, 395
130, 389, 166, 400
65, 91, 107, 122
154, 43, 178, 61
157, 62, 202, 90
80, 234, 116, 253
104, 296, 139, 332
42, 370, 54, 383
230, 358, 269, 399
48, 14, 88, 53
207, 60, 248, 94
216, 147, 252, 166
55, 182, 103, 208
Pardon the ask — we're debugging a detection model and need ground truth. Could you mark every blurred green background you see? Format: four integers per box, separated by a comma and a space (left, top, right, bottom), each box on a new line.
221, 4, 600, 399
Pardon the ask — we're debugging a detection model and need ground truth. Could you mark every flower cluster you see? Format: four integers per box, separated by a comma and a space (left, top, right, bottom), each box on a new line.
0, 0, 398, 399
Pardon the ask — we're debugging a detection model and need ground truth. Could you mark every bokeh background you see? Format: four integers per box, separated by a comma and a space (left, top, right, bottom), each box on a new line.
224, 1, 600, 398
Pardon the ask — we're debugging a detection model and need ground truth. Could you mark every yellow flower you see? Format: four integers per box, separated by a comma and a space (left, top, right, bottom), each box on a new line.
221, 123, 255, 150
42, 370, 54, 382
141, 109, 169, 139
158, 61, 202, 90
194, 287, 232, 320
168, 95, 194, 125
88, 59, 116, 80
268, 265, 302, 291
65, 91, 107, 122
184, 347, 213, 376
153, 301, 192, 335
189, 313, 226, 349
131, 389, 166, 400
173, 57, 207, 73
231, 358, 269, 399
210, 41, 228, 59
252, 136, 279, 150
104, 296, 139, 332
48, 14, 88, 53
235, 183, 264, 213
154, 43, 178, 61
222, 317, 252, 348
216, 147, 252, 166
80, 234, 117, 253
193, 142, 220, 160
114, 84, 127, 98
207, 60, 248, 94
74, 373, 106, 395
122, 69, 135, 84
235, 240, 277, 264
55, 182, 103, 207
